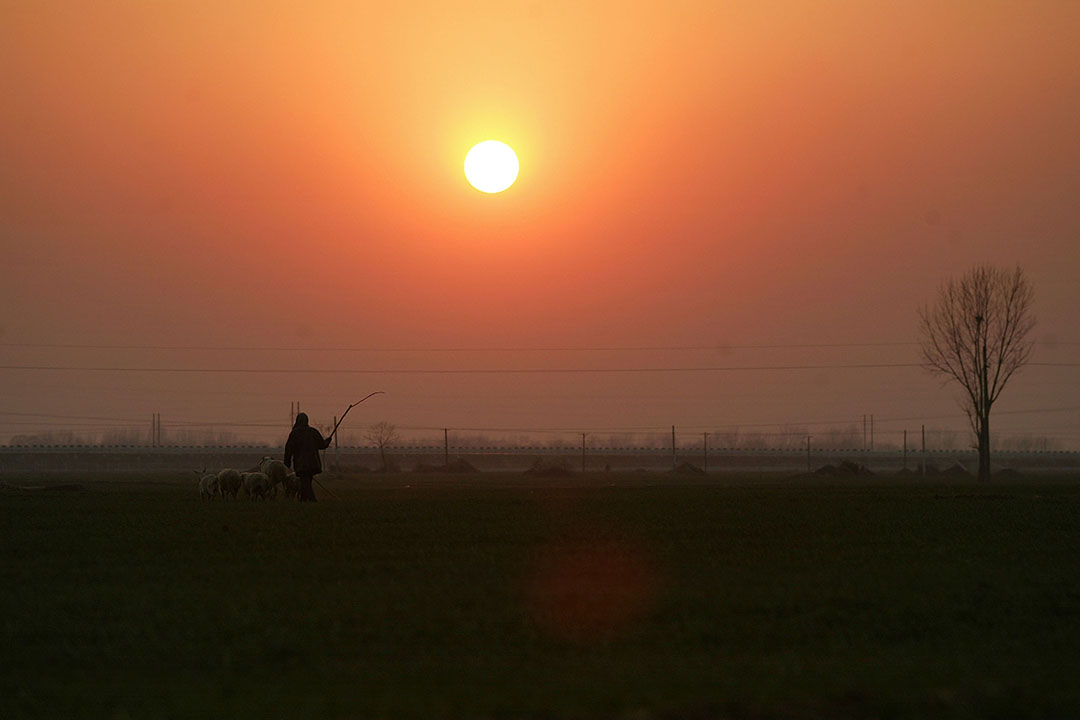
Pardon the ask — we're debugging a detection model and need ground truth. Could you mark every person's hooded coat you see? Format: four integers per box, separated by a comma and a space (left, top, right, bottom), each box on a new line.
284, 413, 331, 475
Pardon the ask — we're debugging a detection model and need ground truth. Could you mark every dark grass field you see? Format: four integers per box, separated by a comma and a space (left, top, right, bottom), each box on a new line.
3, 472, 1080, 719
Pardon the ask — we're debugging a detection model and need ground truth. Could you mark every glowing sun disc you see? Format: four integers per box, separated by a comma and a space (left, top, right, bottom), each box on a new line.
464, 140, 519, 193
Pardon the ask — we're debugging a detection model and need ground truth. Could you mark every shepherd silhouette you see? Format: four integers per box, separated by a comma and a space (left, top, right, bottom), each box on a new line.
283, 412, 331, 502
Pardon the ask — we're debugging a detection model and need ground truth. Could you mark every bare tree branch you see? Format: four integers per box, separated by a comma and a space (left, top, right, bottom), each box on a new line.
918, 264, 1036, 481
365, 421, 398, 472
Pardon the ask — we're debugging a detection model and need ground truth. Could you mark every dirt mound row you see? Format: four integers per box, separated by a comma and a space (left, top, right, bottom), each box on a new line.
413, 459, 480, 474
524, 460, 574, 477
813, 461, 875, 478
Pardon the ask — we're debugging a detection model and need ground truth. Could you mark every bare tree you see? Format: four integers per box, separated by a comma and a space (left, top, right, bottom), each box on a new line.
365, 421, 398, 472
919, 265, 1036, 482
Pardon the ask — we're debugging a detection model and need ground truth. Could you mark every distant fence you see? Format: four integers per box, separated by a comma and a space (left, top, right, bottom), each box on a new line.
2, 445, 1080, 475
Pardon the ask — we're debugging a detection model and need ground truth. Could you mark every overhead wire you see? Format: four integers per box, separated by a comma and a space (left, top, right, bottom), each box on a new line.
2, 404, 1076, 435
0, 362, 930, 374
0, 360, 1076, 375
0, 341, 922, 352
3, 340, 1079, 352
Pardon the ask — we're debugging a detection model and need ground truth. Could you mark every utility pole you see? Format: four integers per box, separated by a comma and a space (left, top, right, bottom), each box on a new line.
444, 428, 449, 468
671, 425, 677, 470
870, 414, 874, 451
921, 424, 926, 477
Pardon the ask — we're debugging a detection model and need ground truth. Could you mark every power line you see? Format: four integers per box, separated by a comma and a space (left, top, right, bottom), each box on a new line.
790, 405, 1080, 429
3, 341, 1078, 353
0, 362, 927, 374
401, 405, 1080, 435
0, 421, 141, 428
2, 402, 1074, 436
3, 361, 1077, 374
0, 341, 921, 352
0, 410, 285, 426
168, 421, 279, 428
0, 410, 147, 423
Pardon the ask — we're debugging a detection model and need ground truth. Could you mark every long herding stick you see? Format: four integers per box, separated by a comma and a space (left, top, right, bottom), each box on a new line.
326, 391, 385, 443
313, 477, 341, 500
316, 391, 384, 500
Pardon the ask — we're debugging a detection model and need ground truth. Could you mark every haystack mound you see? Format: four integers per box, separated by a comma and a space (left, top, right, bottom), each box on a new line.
524, 459, 573, 477
0, 482, 84, 492
813, 461, 874, 478
414, 459, 478, 474
840, 460, 874, 476
940, 463, 971, 478
673, 461, 706, 476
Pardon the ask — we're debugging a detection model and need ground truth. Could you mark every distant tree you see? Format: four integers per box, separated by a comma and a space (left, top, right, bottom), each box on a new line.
101, 427, 149, 445
365, 421, 398, 471
169, 428, 239, 446
711, 429, 741, 449
918, 265, 1036, 482
822, 424, 861, 449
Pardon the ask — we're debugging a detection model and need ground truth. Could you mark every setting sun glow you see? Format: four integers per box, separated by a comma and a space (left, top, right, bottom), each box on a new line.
464, 140, 519, 193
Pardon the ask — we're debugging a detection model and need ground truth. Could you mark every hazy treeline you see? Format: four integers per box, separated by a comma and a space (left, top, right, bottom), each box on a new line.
5, 425, 1066, 452
8, 428, 240, 446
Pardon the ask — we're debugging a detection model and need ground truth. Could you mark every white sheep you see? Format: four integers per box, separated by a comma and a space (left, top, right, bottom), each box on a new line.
241, 471, 271, 500
259, 457, 289, 499
218, 468, 242, 500
282, 471, 300, 500
194, 469, 219, 500
200, 474, 219, 500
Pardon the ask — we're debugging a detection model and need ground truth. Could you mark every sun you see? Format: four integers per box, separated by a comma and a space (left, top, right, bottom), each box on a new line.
464, 140, 519, 193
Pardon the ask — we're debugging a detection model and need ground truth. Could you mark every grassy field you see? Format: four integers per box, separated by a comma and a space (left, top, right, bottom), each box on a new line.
2, 472, 1080, 719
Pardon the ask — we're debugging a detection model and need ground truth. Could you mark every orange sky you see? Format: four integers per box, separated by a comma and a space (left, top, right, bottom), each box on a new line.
2, 1, 1079, 446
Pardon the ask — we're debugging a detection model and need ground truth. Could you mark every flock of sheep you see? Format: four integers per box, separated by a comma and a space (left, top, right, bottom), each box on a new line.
195, 457, 300, 500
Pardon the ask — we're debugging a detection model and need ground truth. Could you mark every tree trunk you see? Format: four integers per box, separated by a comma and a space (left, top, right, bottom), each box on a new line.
977, 413, 991, 482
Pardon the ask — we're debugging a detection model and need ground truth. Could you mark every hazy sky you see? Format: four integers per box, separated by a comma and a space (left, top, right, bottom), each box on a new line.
2, 1, 1079, 447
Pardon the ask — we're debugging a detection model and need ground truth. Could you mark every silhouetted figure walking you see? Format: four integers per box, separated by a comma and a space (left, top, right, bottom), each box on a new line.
284, 412, 331, 502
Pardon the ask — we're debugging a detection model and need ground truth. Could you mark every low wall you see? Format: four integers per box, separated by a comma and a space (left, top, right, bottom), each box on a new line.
2, 445, 1079, 475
